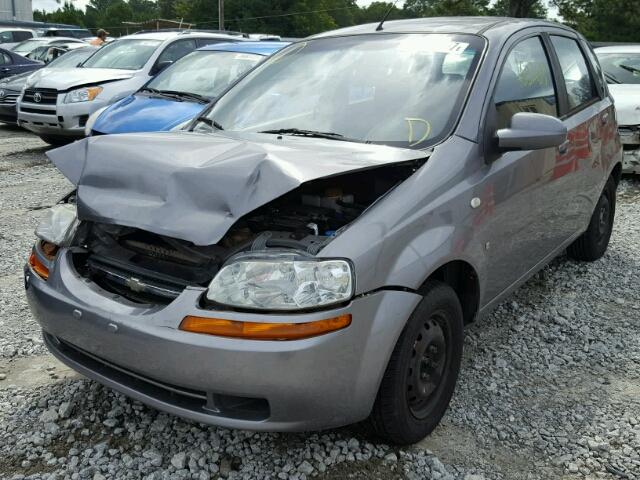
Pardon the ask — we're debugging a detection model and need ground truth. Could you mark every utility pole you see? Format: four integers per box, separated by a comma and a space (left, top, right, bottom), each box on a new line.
218, 0, 224, 31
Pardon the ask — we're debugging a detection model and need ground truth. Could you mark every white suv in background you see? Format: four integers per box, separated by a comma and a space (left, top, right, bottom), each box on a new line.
0, 28, 36, 50
17, 31, 245, 145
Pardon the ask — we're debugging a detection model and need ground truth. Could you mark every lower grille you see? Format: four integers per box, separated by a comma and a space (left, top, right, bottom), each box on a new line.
20, 106, 56, 115
45, 333, 270, 421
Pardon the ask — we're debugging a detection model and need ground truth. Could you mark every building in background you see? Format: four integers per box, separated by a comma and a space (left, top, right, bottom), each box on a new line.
0, 0, 33, 22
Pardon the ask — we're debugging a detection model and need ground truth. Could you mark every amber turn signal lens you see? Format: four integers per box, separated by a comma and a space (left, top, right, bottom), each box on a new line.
180, 314, 352, 340
29, 251, 49, 280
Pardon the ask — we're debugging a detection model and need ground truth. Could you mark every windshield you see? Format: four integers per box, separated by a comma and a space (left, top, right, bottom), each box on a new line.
147, 50, 262, 98
197, 34, 484, 148
12, 38, 46, 54
81, 39, 161, 70
47, 48, 96, 68
597, 52, 640, 84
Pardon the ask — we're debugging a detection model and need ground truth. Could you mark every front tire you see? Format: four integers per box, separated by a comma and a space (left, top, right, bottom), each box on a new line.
370, 280, 464, 445
567, 177, 616, 261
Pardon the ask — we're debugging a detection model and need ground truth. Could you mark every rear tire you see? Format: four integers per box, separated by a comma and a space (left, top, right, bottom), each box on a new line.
39, 135, 73, 147
567, 177, 616, 261
370, 280, 464, 445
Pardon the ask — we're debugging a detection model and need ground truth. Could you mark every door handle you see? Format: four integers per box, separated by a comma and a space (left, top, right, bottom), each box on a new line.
601, 112, 609, 125
0, 68, 9, 72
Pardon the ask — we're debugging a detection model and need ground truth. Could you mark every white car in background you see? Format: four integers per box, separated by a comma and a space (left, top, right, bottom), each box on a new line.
0, 27, 36, 50
596, 45, 640, 174
16, 30, 245, 145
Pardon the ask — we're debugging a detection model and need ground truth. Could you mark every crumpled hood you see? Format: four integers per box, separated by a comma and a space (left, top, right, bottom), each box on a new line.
26, 67, 135, 91
47, 132, 426, 245
93, 94, 206, 134
609, 84, 640, 126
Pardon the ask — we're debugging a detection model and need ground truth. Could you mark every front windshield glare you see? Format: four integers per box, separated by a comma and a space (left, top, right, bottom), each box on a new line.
48, 49, 95, 69
597, 53, 640, 84
199, 34, 484, 148
12, 39, 45, 53
147, 50, 262, 98
81, 39, 161, 70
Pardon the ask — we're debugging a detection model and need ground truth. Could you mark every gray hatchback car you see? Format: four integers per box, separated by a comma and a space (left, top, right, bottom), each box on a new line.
26, 17, 622, 445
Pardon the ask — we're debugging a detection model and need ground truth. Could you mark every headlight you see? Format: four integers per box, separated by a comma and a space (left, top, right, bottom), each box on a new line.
64, 86, 103, 104
206, 252, 354, 311
84, 106, 108, 136
35, 204, 79, 246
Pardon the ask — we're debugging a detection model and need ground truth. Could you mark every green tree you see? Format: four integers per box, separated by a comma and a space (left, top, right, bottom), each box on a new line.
404, 0, 490, 16
356, 1, 407, 24
129, 0, 160, 21
553, 0, 640, 41
43, 1, 87, 26
491, 0, 547, 18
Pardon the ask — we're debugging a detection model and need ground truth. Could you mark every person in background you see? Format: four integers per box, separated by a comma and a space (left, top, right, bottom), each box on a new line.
89, 29, 109, 46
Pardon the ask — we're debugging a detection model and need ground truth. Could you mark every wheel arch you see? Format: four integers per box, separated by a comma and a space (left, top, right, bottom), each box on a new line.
611, 162, 622, 187
418, 260, 481, 324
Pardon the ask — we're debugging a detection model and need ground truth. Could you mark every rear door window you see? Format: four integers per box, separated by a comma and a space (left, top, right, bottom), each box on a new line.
157, 39, 197, 65
494, 36, 558, 129
14, 31, 33, 42
0, 31, 13, 43
550, 36, 597, 111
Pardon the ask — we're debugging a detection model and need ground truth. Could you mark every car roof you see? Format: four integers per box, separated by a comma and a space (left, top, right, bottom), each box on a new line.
198, 41, 290, 55
310, 16, 572, 38
119, 31, 245, 42
27, 36, 84, 43
0, 27, 33, 32
595, 45, 640, 54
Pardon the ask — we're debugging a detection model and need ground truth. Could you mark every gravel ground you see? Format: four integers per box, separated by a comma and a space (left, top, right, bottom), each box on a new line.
0, 124, 639, 480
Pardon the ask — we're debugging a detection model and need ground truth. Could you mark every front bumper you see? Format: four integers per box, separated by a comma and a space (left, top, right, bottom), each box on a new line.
619, 125, 640, 174
25, 248, 422, 431
0, 90, 19, 124
0, 103, 16, 124
17, 96, 108, 138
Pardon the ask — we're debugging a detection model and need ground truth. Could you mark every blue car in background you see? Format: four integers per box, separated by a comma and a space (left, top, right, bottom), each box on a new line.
0, 47, 42, 80
86, 41, 289, 135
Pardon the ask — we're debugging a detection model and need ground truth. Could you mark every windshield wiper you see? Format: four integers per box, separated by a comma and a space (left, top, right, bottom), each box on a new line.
195, 116, 224, 130
157, 90, 210, 104
605, 72, 621, 84
619, 64, 640, 75
259, 128, 364, 143
139, 87, 184, 101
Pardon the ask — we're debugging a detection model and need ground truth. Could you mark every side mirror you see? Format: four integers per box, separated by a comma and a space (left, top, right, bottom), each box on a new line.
496, 112, 567, 151
151, 60, 172, 75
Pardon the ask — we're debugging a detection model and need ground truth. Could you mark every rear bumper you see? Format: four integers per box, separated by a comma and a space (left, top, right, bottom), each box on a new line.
25, 248, 422, 431
619, 126, 640, 174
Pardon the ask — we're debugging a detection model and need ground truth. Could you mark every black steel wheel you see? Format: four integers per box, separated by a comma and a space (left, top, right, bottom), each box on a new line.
370, 280, 464, 445
407, 313, 448, 419
567, 176, 616, 261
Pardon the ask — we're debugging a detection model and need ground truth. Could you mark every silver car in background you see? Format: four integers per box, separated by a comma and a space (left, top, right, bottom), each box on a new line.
27, 17, 622, 445
16, 30, 245, 145
596, 45, 640, 173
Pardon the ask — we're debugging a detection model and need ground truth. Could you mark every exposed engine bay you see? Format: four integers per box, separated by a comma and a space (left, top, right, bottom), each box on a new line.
69, 163, 418, 304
